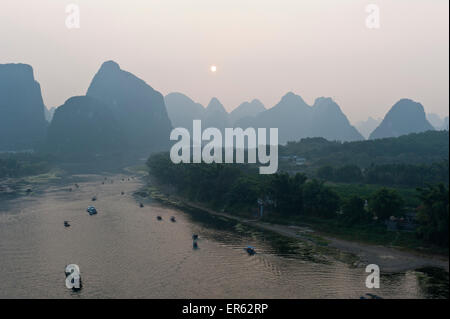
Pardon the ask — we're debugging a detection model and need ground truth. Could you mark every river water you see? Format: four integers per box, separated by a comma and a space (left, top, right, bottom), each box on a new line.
0, 174, 447, 299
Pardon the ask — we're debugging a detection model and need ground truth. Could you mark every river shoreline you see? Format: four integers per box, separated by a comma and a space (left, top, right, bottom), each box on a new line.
1, 171, 447, 298
142, 179, 449, 274
3, 170, 448, 275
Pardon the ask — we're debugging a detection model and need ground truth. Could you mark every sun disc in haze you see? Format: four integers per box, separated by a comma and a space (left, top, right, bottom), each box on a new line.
210, 65, 217, 73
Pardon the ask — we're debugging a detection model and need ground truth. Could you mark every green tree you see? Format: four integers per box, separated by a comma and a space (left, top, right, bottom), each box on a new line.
369, 188, 404, 220
341, 195, 370, 225
317, 165, 334, 180
334, 165, 363, 183
303, 179, 340, 218
416, 184, 449, 247
228, 176, 260, 208
268, 173, 307, 216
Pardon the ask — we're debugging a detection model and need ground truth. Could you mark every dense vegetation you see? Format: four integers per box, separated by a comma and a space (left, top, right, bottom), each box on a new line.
281, 130, 448, 167
416, 184, 449, 247
0, 153, 51, 178
147, 152, 449, 249
316, 161, 448, 187
279, 131, 449, 188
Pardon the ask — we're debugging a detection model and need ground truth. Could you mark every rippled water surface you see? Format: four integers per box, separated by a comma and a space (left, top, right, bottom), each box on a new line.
0, 174, 447, 298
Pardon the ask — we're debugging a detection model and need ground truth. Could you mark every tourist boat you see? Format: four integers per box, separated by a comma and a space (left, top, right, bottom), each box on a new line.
86, 206, 97, 215
245, 246, 256, 255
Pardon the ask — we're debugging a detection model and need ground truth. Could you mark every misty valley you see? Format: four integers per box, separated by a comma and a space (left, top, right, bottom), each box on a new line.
0, 47, 448, 300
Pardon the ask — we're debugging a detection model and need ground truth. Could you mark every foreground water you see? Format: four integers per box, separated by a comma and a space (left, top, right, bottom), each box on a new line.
0, 174, 447, 299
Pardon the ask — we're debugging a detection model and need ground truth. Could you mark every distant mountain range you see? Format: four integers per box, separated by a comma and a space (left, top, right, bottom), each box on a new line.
355, 117, 382, 139
0, 64, 48, 151
236, 93, 364, 143
165, 91, 363, 143
164, 93, 264, 131
47, 96, 126, 155
355, 105, 448, 140
443, 117, 450, 131
427, 113, 449, 130
229, 99, 266, 124
369, 99, 435, 140
164, 92, 205, 131
86, 61, 172, 152
203, 97, 232, 131
1, 61, 447, 154
44, 106, 56, 122
46, 61, 172, 156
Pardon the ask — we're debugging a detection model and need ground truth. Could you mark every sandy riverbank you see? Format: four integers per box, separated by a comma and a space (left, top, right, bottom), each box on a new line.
148, 190, 449, 273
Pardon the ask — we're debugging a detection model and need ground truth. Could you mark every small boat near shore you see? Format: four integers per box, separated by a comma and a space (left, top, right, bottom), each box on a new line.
245, 246, 256, 255
87, 206, 97, 215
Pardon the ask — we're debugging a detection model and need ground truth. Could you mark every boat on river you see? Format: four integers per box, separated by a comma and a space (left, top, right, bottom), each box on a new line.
245, 246, 256, 255
87, 206, 97, 215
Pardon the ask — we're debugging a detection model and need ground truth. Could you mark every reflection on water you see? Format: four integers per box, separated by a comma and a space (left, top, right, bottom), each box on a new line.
0, 174, 447, 299
184, 207, 333, 264
415, 267, 449, 299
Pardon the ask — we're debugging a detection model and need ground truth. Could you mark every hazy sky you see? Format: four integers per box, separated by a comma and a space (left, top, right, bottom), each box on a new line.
1, 0, 448, 122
